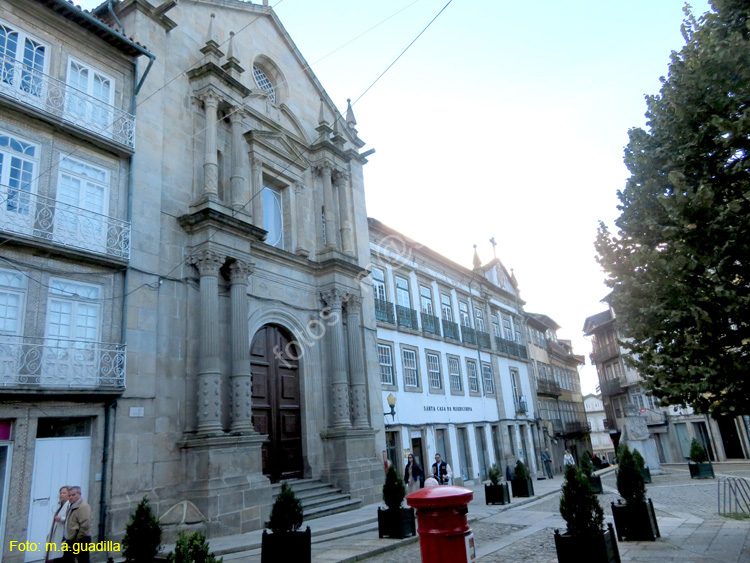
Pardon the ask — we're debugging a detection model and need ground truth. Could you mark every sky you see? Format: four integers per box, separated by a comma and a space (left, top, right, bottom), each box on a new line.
79, 0, 714, 394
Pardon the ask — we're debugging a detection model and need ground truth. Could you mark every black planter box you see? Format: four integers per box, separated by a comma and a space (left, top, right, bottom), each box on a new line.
641, 467, 652, 484
511, 477, 535, 498
611, 499, 660, 542
377, 507, 416, 539
587, 474, 603, 494
689, 462, 715, 479
261, 527, 311, 563
554, 523, 621, 563
485, 483, 511, 505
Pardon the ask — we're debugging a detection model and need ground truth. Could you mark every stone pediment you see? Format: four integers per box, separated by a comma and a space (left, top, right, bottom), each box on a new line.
245, 129, 311, 172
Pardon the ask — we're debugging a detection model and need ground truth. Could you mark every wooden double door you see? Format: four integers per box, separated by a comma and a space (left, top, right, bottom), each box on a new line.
251, 325, 303, 482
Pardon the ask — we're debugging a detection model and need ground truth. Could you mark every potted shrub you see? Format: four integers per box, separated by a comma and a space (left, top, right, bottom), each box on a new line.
632, 448, 652, 484
510, 460, 535, 498
554, 465, 620, 563
688, 439, 715, 479
168, 531, 222, 563
581, 451, 603, 494
123, 496, 162, 563
377, 465, 416, 539
611, 445, 660, 542
261, 483, 311, 563
485, 463, 510, 505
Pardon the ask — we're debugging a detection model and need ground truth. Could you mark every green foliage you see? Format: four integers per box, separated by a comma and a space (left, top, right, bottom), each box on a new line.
122, 496, 162, 563
513, 460, 530, 481
580, 451, 594, 477
595, 1, 750, 415
559, 465, 604, 536
616, 445, 646, 505
267, 483, 303, 534
632, 448, 646, 472
488, 463, 501, 485
167, 532, 222, 563
690, 438, 710, 463
382, 464, 406, 511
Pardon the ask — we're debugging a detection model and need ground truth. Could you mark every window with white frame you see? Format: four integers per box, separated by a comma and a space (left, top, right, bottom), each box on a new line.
440, 293, 453, 321
46, 279, 101, 346
372, 267, 387, 301
253, 65, 276, 103
419, 285, 433, 315
0, 268, 25, 336
514, 320, 523, 344
458, 301, 470, 327
474, 307, 485, 332
466, 359, 479, 393
448, 355, 461, 392
510, 368, 520, 402
502, 314, 513, 340
482, 363, 494, 394
56, 156, 109, 250
491, 314, 501, 337
395, 276, 411, 309
0, 132, 38, 229
378, 344, 394, 385
426, 352, 442, 389
66, 59, 115, 131
402, 348, 419, 387
262, 185, 284, 249
0, 21, 46, 97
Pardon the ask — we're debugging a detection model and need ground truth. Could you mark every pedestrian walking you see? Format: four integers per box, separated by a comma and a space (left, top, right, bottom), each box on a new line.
404, 453, 424, 495
541, 448, 554, 479
563, 450, 575, 467
46, 486, 69, 562
431, 453, 453, 484
63, 486, 91, 563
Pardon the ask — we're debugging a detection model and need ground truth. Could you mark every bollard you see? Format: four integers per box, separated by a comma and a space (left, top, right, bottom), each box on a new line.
406, 485, 476, 563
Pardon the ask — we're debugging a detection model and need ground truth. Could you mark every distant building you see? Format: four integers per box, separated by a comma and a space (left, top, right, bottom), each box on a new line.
584, 308, 750, 463
583, 393, 615, 461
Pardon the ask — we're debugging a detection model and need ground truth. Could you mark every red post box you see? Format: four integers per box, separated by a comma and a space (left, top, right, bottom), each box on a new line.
406, 485, 476, 563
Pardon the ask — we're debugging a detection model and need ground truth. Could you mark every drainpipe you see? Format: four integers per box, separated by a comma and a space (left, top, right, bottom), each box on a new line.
98, 400, 114, 541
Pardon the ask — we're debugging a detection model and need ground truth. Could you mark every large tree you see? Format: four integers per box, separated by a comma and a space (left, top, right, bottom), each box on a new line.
596, 0, 750, 415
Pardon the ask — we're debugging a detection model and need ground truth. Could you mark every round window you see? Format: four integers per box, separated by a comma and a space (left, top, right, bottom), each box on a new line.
253, 65, 276, 104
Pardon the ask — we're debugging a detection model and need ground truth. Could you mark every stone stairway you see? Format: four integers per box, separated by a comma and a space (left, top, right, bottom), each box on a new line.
272, 478, 362, 521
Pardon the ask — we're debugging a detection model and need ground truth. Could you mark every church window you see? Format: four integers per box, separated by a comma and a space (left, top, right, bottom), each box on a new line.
253, 65, 276, 103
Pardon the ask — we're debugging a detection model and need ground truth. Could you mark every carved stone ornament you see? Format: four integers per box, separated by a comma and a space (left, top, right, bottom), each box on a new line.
321, 288, 345, 309
344, 293, 362, 311
228, 259, 254, 283
189, 250, 224, 276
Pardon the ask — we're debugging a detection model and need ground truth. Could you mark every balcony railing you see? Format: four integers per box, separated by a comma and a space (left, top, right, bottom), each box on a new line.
396, 305, 418, 330
551, 419, 563, 434
600, 377, 623, 396
495, 336, 528, 360
476, 330, 492, 349
0, 55, 135, 149
374, 298, 395, 324
0, 183, 131, 260
420, 312, 441, 336
461, 325, 477, 346
515, 397, 528, 414
536, 377, 562, 397
0, 336, 125, 389
591, 339, 620, 364
442, 319, 460, 341
563, 420, 591, 434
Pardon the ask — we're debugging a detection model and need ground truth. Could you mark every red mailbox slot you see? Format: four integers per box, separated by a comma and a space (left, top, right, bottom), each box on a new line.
406, 485, 476, 563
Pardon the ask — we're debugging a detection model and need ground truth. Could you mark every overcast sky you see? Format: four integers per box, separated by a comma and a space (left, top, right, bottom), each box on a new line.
78, 0, 713, 393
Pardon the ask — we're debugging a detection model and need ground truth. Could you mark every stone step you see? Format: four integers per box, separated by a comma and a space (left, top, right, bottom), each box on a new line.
271, 478, 362, 522
303, 498, 363, 520
300, 492, 354, 510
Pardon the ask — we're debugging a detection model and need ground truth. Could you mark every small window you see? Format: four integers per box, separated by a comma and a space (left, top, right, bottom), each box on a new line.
419, 285, 433, 315
403, 348, 418, 387
253, 65, 276, 103
458, 301, 470, 327
0, 268, 25, 336
482, 363, 494, 394
466, 359, 479, 393
474, 307, 485, 332
395, 276, 411, 309
378, 344, 394, 385
440, 293, 453, 321
491, 314, 501, 337
0, 21, 46, 97
262, 186, 283, 249
372, 267, 387, 301
502, 314, 513, 340
426, 353, 442, 390
448, 356, 461, 392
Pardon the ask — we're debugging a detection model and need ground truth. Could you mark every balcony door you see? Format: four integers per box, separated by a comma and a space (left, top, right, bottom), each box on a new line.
54, 157, 108, 253
0, 132, 37, 237
65, 59, 114, 135
0, 22, 47, 103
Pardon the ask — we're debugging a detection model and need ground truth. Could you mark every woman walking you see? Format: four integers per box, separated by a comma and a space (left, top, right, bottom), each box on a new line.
404, 454, 424, 495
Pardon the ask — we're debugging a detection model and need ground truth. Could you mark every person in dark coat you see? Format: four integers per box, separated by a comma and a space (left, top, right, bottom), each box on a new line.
404, 454, 425, 495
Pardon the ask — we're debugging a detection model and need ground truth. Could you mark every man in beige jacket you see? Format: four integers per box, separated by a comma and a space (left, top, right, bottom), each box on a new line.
63, 486, 91, 563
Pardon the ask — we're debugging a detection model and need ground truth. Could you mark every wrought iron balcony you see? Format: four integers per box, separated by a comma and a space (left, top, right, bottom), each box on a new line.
591, 339, 620, 364
563, 420, 591, 435
442, 319, 460, 341
600, 377, 624, 396
536, 377, 562, 397
420, 312, 441, 336
476, 330, 492, 349
0, 55, 135, 149
0, 336, 125, 389
515, 398, 528, 414
495, 336, 528, 360
461, 325, 477, 346
374, 298, 395, 324
0, 183, 130, 260
396, 305, 418, 330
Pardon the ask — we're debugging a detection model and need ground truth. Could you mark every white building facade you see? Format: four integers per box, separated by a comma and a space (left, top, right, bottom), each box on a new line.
583, 393, 615, 461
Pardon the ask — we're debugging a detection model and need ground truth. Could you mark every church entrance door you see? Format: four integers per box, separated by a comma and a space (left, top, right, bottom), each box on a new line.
251, 324, 303, 482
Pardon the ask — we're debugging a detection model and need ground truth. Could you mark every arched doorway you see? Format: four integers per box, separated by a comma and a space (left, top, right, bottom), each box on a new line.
250, 324, 303, 481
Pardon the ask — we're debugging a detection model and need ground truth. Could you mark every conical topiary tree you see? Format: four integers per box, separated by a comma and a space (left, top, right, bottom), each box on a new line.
168, 531, 222, 563
267, 482, 304, 534
632, 448, 646, 471
488, 463, 501, 485
383, 464, 406, 511
690, 439, 709, 464
514, 459, 530, 481
559, 465, 604, 536
122, 496, 162, 563
580, 451, 594, 477
616, 444, 645, 505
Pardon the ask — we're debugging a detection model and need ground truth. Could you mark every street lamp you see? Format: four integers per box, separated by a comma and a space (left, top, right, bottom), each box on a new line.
541, 425, 559, 445
386, 393, 396, 420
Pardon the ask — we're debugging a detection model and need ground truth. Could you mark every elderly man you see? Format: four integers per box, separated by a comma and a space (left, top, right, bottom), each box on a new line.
63, 486, 91, 563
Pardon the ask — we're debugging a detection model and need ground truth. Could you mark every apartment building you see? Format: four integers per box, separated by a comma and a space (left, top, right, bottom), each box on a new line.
583, 393, 615, 461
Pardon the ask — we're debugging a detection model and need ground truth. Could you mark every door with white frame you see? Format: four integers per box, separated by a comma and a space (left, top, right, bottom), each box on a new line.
26, 436, 90, 562
0, 132, 38, 236
65, 59, 114, 135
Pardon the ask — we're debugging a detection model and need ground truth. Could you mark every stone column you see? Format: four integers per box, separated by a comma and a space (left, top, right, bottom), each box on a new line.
344, 294, 368, 428
230, 110, 248, 211
322, 289, 351, 429
251, 155, 263, 226
229, 259, 255, 434
190, 249, 225, 435
319, 163, 338, 250
202, 92, 220, 199
335, 170, 354, 255
294, 181, 311, 257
